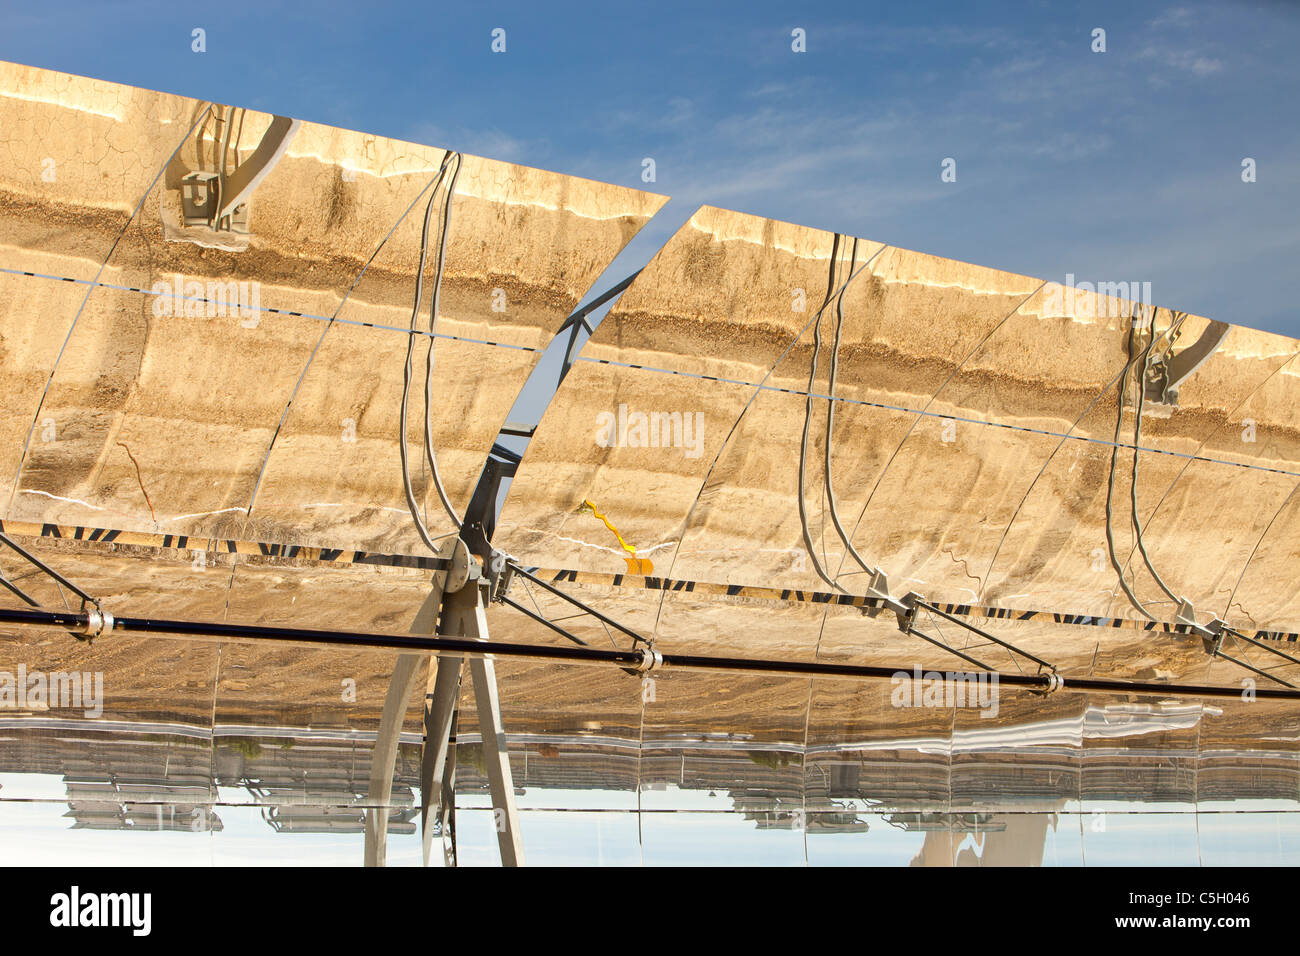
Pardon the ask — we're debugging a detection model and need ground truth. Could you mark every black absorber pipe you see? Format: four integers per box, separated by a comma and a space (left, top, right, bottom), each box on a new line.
1, 606, 1298, 701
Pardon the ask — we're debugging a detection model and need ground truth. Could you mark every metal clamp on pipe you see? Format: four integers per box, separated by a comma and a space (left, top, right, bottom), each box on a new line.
78, 606, 114, 642
632, 645, 663, 674
1032, 671, 1064, 695
620, 644, 663, 678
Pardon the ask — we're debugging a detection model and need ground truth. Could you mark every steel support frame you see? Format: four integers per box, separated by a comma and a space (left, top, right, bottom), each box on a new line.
215, 114, 301, 221
556, 269, 642, 386
364, 544, 525, 867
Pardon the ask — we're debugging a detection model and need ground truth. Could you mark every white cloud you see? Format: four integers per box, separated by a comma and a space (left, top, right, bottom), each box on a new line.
1149, 7, 1195, 28
1140, 44, 1224, 76
1031, 132, 1114, 162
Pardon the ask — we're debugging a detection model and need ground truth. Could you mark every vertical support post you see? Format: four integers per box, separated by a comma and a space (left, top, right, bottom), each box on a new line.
466, 582, 524, 865
364, 537, 523, 866
420, 541, 460, 867
362, 652, 423, 867
363, 568, 444, 867
437, 581, 526, 866
420, 650, 463, 866
441, 708, 459, 865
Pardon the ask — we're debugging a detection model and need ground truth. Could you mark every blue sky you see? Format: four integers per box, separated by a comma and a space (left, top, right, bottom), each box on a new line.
4, 0, 1297, 340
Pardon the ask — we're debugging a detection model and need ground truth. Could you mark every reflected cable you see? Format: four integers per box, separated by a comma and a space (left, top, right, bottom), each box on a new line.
821, 237, 880, 582
1129, 307, 1183, 604
1104, 306, 1187, 618
798, 233, 852, 590
400, 150, 462, 552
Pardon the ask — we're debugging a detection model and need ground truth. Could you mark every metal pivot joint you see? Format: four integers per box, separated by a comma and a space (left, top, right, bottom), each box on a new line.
1176, 598, 1225, 654
864, 570, 918, 632
438, 537, 476, 594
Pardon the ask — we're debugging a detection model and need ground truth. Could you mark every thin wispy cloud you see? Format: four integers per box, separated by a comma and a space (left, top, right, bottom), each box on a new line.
407, 122, 538, 164
1149, 7, 1196, 28
1140, 44, 1224, 76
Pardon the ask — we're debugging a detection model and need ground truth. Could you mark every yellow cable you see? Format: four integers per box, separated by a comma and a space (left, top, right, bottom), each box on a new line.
581, 499, 637, 555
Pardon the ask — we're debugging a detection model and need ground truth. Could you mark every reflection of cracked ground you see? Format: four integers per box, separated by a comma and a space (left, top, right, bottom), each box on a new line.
497, 204, 1300, 640
0, 59, 666, 564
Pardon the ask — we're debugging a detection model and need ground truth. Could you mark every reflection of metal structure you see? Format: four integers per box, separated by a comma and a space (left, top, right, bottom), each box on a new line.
265, 805, 417, 835
0, 706, 1297, 863
888, 812, 1005, 833
1142, 319, 1232, 408
179, 107, 299, 234
67, 800, 224, 832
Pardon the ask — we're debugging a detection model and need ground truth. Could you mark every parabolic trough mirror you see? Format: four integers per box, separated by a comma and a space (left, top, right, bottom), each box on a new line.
1, 59, 1298, 867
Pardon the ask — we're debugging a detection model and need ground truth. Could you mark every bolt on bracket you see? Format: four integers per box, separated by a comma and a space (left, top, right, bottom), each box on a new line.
1175, 598, 1226, 654
863, 570, 921, 633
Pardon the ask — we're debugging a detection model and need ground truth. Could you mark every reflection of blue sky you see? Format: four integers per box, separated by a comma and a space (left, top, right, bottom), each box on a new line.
2, 697, 1298, 864
5, 769, 1300, 865
0, 787, 423, 866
